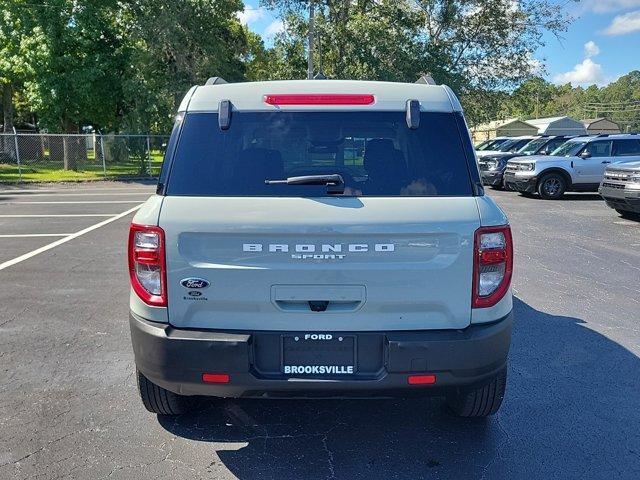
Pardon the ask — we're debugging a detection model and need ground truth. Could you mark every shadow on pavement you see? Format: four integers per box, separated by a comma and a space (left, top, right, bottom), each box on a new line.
158, 297, 640, 479
515, 192, 603, 201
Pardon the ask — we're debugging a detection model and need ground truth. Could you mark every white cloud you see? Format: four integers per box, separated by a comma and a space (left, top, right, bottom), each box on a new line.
580, 0, 640, 13
602, 10, 640, 35
265, 19, 285, 36
584, 41, 600, 57
553, 58, 608, 86
236, 6, 265, 25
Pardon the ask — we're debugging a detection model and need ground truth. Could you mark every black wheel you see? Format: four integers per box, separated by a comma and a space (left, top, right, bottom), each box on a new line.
615, 209, 640, 220
446, 367, 507, 417
537, 173, 566, 200
137, 369, 196, 415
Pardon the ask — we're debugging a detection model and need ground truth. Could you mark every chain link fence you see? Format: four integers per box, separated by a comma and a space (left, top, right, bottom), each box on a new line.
0, 132, 169, 182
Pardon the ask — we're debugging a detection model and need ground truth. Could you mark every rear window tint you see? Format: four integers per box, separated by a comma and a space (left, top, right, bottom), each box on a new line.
614, 139, 640, 156
166, 111, 473, 197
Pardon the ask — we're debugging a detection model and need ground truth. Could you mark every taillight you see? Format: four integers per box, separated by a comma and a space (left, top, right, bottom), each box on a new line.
263, 94, 375, 105
128, 224, 167, 307
472, 225, 513, 308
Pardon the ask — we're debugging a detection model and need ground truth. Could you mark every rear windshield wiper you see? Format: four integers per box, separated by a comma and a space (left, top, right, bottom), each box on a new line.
265, 174, 345, 194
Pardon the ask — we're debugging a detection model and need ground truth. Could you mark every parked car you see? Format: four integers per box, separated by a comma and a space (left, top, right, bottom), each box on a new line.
128, 78, 514, 418
479, 135, 574, 188
599, 161, 640, 219
475, 137, 511, 151
504, 134, 640, 199
476, 136, 535, 158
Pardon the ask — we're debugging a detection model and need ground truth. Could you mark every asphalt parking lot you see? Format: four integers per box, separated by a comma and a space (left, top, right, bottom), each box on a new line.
0, 184, 639, 480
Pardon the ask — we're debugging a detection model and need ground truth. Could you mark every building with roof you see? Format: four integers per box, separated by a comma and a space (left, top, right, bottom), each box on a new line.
470, 118, 539, 143
526, 116, 587, 136
581, 118, 621, 135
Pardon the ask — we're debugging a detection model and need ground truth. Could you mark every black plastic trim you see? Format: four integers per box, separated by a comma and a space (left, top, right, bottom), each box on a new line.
454, 112, 484, 196
129, 311, 512, 398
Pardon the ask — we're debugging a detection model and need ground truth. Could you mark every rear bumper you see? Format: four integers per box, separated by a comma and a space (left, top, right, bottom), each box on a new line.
504, 173, 537, 193
481, 170, 504, 186
599, 185, 640, 213
130, 311, 513, 398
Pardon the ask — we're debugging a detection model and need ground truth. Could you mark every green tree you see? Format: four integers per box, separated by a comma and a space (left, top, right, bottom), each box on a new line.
0, 1, 45, 132
26, 0, 129, 134
496, 72, 640, 131
259, 0, 569, 125
120, 0, 250, 133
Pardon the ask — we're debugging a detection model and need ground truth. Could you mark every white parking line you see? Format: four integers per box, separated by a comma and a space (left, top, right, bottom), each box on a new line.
0, 205, 142, 272
1, 192, 153, 197
0, 188, 153, 194
1, 200, 144, 204
0, 234, 73, 238
0, 214, 119, 218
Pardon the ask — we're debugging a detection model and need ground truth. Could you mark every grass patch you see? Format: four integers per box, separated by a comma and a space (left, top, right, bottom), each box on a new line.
0, 152, 164, 183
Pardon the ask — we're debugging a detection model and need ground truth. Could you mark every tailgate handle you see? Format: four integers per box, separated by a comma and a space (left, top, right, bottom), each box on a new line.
271, 285, 366, 313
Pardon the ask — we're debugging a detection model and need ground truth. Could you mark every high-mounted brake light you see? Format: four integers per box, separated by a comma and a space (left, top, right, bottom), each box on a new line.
264, 94, 375, 106
128, 224, 167, 307
472, 225, 513, 308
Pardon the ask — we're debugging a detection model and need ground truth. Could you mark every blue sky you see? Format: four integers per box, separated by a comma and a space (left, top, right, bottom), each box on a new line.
239, 0, 640, 87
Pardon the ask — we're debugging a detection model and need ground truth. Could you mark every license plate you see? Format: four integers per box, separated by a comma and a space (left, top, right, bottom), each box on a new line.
282, 334, 355, 376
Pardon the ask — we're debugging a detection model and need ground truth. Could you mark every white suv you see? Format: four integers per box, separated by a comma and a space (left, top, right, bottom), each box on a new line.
599, 161, 640, 219
504, 134, 640, 199
128, 78, 514, 418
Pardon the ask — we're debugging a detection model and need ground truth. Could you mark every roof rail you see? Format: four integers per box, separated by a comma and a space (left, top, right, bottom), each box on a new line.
205, 77, 228, 86
416, 75, 437, 85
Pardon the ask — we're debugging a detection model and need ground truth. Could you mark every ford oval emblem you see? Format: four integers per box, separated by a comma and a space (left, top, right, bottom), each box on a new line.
180, 278, 210, 289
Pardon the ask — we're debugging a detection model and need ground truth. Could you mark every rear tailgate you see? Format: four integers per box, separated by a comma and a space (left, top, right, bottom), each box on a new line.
160, 196, 480, 331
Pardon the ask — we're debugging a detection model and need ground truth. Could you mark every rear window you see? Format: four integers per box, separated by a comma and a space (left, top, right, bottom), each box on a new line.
165, 111, 473, 197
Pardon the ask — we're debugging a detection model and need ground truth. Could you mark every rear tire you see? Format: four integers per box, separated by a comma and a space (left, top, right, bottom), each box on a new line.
537, 173, 566, 200
446, 367, 507, 417
137, 369, 196, 415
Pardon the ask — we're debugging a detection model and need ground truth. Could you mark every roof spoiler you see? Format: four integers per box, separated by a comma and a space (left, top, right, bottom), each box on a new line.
205, 77, 228, 86
415, 75, 437, 85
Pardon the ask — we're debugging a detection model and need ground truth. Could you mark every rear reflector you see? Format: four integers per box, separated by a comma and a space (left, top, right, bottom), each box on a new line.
407, 374, 437, 385
202, 373, 230, 384
264, 94, 375, 106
